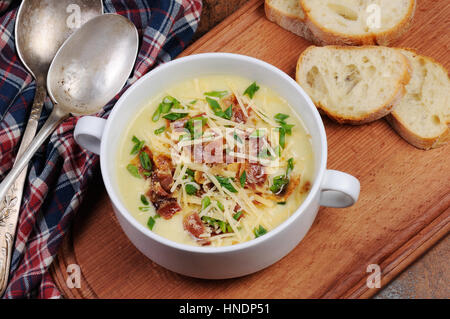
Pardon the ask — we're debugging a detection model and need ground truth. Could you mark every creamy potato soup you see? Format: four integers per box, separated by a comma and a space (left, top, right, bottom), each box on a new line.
117, 75, 314, 247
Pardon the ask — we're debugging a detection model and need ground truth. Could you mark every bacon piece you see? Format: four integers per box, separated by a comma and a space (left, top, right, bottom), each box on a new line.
156, 171, 173, 193
231, 106, 247, 124
245, 162, 266, 186
183, 213, 211, 246
147, 172, 170, 200
153, 154, 173, 173
146, 171, 180, 219
203, 138, 224, 164
183, 213, 206, 238
222, 94, 238, 108
171, 118, 189, 132
156, 198, 181, 219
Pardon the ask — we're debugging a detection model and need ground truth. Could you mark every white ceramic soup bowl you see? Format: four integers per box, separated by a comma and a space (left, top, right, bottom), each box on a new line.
74, 53, 360, 279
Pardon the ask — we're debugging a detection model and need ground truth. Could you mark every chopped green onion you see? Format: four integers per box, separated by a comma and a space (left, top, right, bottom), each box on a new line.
274, 113, 289, 122
139, 206, 151, 212
201, 216, 233, 233
240, 171, 247, 188
204, 90, 229, 98
253, 225, 267, 238
163, 95, 179, 104
205, 96, 222, 113
274, 113, 294, 135
185, 168, 195, 179
223, 106, 233, 120
219, 221, 227, 233
130, 136, 145, 155
243, 82, 260, 99
132, 136, 140, 144
201, 196, 211, 210
233, 132, 243, 144
206, 97, 232, 120
163, 113, 188, 121
280, 122, 294, 135
130, 140, 144, 155
162, 96, 181, 110
126, 164, 141, 179
139, 151, 152, 171
286, 158, 294, 176
152, 103, 163, 122
185, 183, 198, 195
215, 175, 238, 193
216, 201, 225, 212
279, 127, 286, 149
140, 195, 149, 206
147, 216, 156, 230
233, 211, 243, 220
154, 126, 166, 135
270, 175, 289, 194
161, 102, 172, 114
277, 202, 286, 205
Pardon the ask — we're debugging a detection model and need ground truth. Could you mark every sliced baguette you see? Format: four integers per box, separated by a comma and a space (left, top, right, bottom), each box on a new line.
386, 49, 450, 150
295, 45, 411, 124
300, 0, 416, 46
264, 0, 315, 42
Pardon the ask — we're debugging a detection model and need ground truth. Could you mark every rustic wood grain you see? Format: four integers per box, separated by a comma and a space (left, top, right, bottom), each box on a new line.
50, 0, 450, 298
195, 0, 249, 38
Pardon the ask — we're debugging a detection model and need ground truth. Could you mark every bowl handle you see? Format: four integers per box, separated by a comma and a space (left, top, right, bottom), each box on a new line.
320, 170, 360, 208
74, 116, 106, 155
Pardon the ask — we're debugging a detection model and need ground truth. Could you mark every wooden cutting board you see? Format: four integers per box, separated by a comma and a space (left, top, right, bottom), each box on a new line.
50, 0, 450, 299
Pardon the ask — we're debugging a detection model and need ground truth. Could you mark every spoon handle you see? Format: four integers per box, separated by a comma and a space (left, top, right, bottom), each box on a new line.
0, 83, 46, 295
0, 105, 68, 295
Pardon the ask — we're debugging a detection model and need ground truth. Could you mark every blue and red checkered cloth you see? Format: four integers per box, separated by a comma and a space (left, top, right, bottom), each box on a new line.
0, 0, 202, 299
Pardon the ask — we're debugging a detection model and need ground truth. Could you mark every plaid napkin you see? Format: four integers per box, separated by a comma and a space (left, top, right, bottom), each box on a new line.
0, 0, 202, 299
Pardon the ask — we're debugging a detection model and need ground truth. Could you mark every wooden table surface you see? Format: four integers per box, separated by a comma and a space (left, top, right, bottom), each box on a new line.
54, 0, 450, 298
197, 0, 449, 299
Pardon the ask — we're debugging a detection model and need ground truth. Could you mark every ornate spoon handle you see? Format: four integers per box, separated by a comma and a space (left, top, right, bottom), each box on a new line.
0, 83, 46, 295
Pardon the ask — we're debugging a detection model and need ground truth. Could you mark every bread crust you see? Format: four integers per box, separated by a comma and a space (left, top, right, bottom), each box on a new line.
264, 1, 316, 42
300, 0, 417, 46
295, 46, 411, 125
386, 48, 450, 150
386, 113, 449, 150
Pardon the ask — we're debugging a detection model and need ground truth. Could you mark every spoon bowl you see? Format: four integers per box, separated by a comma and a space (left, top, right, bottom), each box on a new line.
16, 0, 103, 83
48, 13, 139, 115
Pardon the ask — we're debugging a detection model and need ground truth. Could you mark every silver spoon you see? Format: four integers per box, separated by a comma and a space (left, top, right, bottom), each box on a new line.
0, 13, 138, 200
0, 0, 102, 294
0, 12, 138, 289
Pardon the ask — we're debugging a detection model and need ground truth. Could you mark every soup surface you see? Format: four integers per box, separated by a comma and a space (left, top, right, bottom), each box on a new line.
117, 75, 314, 247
